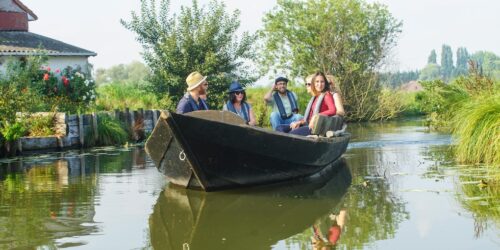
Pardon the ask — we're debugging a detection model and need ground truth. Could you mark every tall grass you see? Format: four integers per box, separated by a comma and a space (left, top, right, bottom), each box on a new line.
452, 94, 500, 165
95, 82, 161, 110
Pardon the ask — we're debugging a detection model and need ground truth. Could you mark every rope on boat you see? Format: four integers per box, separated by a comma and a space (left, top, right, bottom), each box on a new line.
179, 150, 186, 161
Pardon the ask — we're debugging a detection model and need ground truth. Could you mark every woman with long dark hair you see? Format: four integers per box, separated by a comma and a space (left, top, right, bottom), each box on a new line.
223, 81, 256, 126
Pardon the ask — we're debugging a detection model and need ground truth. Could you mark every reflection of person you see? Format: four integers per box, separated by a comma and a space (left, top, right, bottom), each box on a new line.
223, 81, 257, 125
325, 75, 345, 117
312, 209, 347, 250
264, 76, 303, 130
176, 71, 210, 114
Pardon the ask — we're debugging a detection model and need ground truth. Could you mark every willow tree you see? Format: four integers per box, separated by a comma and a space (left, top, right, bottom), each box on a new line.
260, 0, 402, 120
121, 0, 257, 109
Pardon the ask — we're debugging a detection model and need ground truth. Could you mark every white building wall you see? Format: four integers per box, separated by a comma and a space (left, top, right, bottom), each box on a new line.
0, 55, 91, 76
46, 56, 91, 75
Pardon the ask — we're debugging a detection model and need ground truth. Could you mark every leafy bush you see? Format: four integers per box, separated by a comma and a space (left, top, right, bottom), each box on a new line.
400, 92, 425, 117
0, 122, 27, 142
23, 114, 56, 137
370, 88, 406, 120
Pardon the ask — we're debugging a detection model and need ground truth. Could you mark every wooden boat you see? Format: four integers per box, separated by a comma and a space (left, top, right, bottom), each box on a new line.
149, 160, 352, 250
145, 110, 350, 191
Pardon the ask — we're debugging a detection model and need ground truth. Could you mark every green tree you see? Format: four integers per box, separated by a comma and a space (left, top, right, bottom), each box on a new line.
419, 63, 441, 81
428, 49, 437, 64
454, 47, 469, 77
121, 0, 257, 110
95, 61, 150, 85
260, 0, 402, 120
441, 44, 454, 80
470, 51, 500, 79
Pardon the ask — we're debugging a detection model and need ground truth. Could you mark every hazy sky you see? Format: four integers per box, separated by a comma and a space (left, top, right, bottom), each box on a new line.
23, 0, 500, 71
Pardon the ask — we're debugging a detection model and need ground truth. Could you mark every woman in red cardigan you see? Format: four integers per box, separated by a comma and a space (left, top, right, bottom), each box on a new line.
289, 72, 337, 136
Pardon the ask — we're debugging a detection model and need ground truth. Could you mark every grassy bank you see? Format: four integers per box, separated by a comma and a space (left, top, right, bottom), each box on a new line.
418, 68, 499, 166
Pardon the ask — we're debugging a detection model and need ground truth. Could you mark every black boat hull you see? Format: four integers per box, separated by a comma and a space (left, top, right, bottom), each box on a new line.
145, 111, 350, 191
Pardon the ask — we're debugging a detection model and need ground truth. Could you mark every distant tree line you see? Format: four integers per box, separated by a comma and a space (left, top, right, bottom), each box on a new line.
95, 61, 150, 85
380, 45, 499, 88
420, 45, 499, 81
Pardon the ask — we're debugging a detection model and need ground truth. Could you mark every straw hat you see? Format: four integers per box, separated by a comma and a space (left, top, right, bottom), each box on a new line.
186, 71, 207, 91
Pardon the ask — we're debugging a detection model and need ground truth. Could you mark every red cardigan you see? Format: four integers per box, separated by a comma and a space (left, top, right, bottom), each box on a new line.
307, 92, 336, 122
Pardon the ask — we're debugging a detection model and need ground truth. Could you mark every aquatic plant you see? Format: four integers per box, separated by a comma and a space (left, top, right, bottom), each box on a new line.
452, 93, 500, 165
95, 114, 128, 146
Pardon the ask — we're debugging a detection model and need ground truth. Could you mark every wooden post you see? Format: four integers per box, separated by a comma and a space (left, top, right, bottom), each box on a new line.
130, 109, 136, 140
152, 109, 158, 127
79, 114, 84, 147
57, 136, 64, 149
114, 109, 120, 120
92, 112, 98, 142
139, 108, 144, 118
17, 138, 22, 153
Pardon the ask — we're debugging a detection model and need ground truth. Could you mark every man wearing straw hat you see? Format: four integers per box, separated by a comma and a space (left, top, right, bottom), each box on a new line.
176, 71, 210, 114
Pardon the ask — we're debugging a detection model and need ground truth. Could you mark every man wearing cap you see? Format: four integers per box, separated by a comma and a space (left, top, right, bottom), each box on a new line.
176, 71, 210, 114
264, 76, 302, 130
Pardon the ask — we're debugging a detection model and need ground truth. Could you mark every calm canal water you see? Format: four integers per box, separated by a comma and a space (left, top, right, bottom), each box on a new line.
1, 119, 499, 249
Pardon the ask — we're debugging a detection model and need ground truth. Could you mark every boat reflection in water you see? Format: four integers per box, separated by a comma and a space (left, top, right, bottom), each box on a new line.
149, 159, 352, 250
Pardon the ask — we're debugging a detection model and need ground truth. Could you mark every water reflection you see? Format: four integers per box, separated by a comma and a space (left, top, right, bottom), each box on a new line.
149, 160, 352, 250
0, 147, 152, 249
422, 145, 500, 238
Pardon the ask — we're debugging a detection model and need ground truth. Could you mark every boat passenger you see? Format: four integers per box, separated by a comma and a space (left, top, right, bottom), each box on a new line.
305, 74, 314, 95
264, 76, 303, 130
326, 75, 345, 117
176, 71, 210, 114
275, 74, 314, 132
289, 72, 336, 136
223, 81, 257, 126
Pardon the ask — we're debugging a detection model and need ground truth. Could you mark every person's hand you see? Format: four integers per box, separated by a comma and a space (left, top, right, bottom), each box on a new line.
329, 213, 337, 221
308, 122, 314, 130
290, 121, 301, 129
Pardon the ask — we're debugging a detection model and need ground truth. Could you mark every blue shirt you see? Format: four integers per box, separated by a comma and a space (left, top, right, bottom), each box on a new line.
176, 93, 209, 114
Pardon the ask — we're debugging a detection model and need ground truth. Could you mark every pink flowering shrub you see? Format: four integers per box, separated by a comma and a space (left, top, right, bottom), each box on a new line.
38, 66, 96, 111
